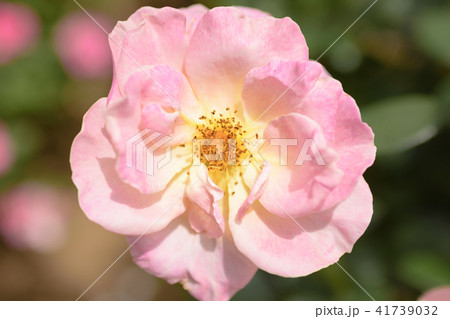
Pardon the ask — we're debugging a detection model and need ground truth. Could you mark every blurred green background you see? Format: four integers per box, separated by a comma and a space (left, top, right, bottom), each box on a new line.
0, 0, 449, 300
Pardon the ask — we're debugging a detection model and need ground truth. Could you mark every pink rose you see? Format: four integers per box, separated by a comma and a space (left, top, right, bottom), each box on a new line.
53, 12, 113, 79
0, 2, 40, 65
71, 5, 375, 300
0, 183, 70, 253
419, 286, 450, 301
0, 121, 14, 175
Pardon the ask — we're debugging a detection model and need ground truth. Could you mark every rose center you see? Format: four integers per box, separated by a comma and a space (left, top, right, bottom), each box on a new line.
192, 108, 249, 172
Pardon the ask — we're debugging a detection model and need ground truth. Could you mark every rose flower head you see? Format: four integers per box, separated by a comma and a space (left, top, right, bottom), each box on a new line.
0, 183, 71, 253
0, 2, 40, 65
53, 12, 113, 79
71, 5, 376, 300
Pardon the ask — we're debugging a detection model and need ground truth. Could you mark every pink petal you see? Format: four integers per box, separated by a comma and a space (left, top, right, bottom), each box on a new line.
106, 65, 199, 145
109, 6, 198, 91
255, 113, 343, 218
184, 7, 308, 110
180, 4, 208, 24
186, 164, 225, 238
419, 286, 450, 301
242, 60, 323, 124
105, 65, 198, 194
241, 60, 375, 209
236, 162, 272, 220
321, 93, 376, 208
141, 103, 179, 136
128, 215, 257, 300
70, 98, 188, 236
114, 141, 191, 196
235, 6, 271, 18
229, 177, 373, 277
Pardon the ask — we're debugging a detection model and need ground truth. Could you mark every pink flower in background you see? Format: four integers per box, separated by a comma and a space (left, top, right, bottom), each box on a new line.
0, 183, 70, 253
71, 5, 375, 300
54, 12, 112, 79
0, 2, 40, 65
419, 286, 450, 301
0, 121, 14, 175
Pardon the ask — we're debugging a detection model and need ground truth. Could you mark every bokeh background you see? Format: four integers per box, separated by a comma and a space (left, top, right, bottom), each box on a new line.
0, 0, 449, 300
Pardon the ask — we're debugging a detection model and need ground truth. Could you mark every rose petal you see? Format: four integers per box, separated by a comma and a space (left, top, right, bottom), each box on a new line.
105, 65, 198, 194
236, 6, 271, 18
128, 215, 257, 300
186, 164, 225, 238
106, 65, 199, 144
180, 4, 208, 28
236, 162, 272, 220
229, 177, 373, 277
109, 7, 187, 90
141, 103, 179, 136
321, 93, 376, 208
184, 7, 308, 111
70, 98, 188, 236
241, 60, 375, 209
241, 60, 323, 124
419, 287, 450, 301
254, 113, 343, 218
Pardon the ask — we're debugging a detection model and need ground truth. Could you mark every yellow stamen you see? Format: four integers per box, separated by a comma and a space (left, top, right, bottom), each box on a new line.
193, 109, 249, 174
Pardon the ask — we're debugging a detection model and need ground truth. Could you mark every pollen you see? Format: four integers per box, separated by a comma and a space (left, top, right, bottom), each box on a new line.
193, 109, 249, 173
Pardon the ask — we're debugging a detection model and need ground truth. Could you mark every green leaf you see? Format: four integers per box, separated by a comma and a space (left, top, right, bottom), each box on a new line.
396, 251, 450, 291
7, 119, 44, 164
362, 95, 439, 155
232, 271, 274, 300
0, 42, 64, 117
413, 8, 450, 67
435, 76, 450, 125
